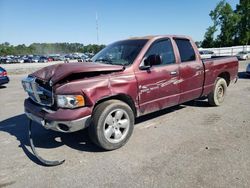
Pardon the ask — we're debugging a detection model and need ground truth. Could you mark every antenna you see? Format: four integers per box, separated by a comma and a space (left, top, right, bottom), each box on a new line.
96, 12, 99, 45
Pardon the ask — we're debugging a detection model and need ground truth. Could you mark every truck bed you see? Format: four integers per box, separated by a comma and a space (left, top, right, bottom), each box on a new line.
202, 56, 238, 96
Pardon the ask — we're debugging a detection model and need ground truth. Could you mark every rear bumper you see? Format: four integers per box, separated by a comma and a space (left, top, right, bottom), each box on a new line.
0, 76, 9, 85
24, 98, 92, 133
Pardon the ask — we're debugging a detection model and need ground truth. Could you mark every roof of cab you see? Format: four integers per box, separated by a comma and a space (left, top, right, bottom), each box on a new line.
127, 35, 191, 40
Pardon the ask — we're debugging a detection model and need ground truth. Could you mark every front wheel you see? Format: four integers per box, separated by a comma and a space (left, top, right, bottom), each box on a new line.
208, 77, 227, 106
88, 100, 134, 150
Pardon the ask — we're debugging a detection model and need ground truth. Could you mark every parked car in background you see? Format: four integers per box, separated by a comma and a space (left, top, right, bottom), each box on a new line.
33, 56, 40, 63
246, 63, 250, 76
236, 51, 250, 60
47, 57, 54, 62
13, 57, 25, 63
78, 54, 91, 62
24, 57, 32, 63
64, 54, 72, 61
24, 56, 40, 63
85, 52, 95, 58
0, 67, 9, 86
0, 57, 13, 64
53, 56, 65, 61
199, 50, 215, 59
39, 56, 48, 63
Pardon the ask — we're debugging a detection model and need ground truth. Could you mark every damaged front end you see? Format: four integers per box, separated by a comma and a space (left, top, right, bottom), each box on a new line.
22, 62, 124, 166
22, 77, 66, 166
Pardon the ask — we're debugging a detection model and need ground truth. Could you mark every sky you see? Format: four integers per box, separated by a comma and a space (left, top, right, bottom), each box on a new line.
0, 0, 239, 46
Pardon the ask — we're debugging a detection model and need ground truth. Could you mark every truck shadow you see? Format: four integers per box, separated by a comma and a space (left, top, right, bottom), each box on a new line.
0, 102, 207, 166
136, 105, 185, 124
0, 114, 102, 165
183, 99, 212, 108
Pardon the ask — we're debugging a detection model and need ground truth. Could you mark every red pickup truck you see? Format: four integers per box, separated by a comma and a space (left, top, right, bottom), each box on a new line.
22, 35, 238, 150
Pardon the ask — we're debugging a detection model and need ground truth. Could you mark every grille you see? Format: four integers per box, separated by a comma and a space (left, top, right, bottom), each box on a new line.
22, 77, 53, 106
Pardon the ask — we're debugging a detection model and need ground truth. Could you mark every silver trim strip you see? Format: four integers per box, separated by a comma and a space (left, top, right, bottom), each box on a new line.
25, 111, 91, 133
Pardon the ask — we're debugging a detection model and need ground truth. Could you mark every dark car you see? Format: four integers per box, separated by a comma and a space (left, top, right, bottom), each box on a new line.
24, 56, 39, 63
0, 67, 9, 86
39, 56, 48, 63
0, 57, 13, 64
51, 56, 65, 61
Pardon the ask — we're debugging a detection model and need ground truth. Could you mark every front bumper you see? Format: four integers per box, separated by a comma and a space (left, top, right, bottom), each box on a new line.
24, 99, 92, 133
25, 111, 91, 132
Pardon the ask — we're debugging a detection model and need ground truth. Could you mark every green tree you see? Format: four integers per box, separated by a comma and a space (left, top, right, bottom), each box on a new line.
236, 0, 250, 45
202, 26, 216, 48
202, 1, 226, 48
0, 42, 105, 56
216, 3, 240, 47
202, 0, 240, 47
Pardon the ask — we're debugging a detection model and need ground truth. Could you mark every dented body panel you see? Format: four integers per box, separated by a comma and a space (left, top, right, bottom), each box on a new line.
31, 62, 124, 84
23, 35, 239, 132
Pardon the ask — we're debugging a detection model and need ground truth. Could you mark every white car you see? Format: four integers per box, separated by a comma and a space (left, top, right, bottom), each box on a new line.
246, 63, 250, 76
199, 50, 215, 59
237, 51, 250, 60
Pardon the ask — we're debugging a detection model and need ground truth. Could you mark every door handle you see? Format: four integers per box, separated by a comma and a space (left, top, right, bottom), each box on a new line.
170, 71, 177, 75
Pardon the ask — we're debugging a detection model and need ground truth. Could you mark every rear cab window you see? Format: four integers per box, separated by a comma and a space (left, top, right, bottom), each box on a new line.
174, 38, 196, 62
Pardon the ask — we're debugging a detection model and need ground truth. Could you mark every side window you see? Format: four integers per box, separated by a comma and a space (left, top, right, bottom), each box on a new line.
144, 39, 175, 66
174, 39, 196, 62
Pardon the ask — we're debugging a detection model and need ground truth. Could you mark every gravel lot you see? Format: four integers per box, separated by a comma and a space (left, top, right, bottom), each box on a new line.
1, 61, 65, 75
0, 61, 249, 188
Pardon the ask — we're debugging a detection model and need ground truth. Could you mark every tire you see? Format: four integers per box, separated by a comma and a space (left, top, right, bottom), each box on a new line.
208, 77, 227, 106
88, 100, 134, 150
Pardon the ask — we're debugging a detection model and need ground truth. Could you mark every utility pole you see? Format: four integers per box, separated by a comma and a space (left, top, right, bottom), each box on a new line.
96, 12, 99, 45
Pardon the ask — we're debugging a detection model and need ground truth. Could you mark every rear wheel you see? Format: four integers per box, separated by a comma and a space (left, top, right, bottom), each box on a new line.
88, 100, 134, 150
208, 77, 227, 106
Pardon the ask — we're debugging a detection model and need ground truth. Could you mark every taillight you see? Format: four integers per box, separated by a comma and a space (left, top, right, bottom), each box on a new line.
0, 71, 7, 77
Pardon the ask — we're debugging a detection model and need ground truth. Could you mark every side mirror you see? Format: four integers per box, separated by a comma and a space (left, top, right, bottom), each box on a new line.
140, 54, 162, 70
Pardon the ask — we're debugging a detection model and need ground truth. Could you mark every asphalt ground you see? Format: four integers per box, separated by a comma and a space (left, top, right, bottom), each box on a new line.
0, 60, 249, 188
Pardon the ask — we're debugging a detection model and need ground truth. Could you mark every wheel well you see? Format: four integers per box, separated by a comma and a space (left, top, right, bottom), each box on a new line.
94, 94, 137, 117
218, 72, 230, 86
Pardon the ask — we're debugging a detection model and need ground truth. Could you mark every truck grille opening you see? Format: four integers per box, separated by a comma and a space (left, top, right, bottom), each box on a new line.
23, 77, 53, 106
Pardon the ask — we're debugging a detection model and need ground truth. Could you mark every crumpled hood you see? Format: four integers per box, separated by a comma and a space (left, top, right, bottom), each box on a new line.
30, 62, 124, 84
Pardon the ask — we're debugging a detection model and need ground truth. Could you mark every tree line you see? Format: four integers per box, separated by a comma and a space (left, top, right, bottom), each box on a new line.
0, 42, 106, 56
201, 0, 249, 48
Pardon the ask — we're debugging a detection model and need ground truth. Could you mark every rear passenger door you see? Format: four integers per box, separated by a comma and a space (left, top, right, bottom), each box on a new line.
174, 38, 204, 103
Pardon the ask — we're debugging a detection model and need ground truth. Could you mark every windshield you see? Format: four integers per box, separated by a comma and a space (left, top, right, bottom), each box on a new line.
92, 39, 148, 66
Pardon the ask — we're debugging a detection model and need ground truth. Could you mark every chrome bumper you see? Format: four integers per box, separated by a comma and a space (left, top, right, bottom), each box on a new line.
25, 111, 91, 133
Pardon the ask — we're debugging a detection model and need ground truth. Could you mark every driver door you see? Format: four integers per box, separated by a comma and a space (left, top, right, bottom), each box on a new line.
135, 39, 180, 115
